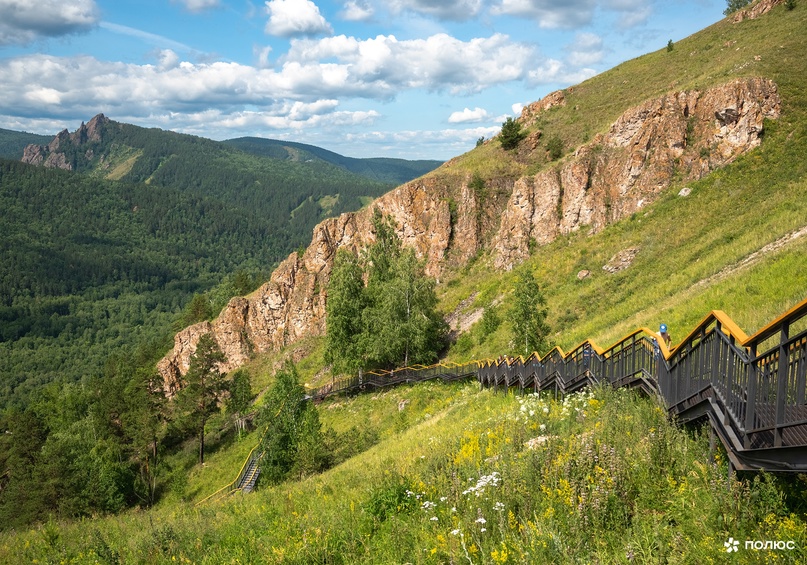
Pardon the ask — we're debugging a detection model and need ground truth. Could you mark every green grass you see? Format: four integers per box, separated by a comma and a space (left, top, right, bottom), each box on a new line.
4, 383, 806, 563
3, 5, 807, 563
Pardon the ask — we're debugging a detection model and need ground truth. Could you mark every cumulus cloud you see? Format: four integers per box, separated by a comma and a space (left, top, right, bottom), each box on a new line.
282, 33, 535, 95
448, 107, 491, 123
566, 32, 604, 67
491, 0, 597, 29
172, 0, 221, 12
0, 0, 99, 45
389, 0, 483, 21
527, 58, 597, 85
264, 0, 333, 37
340, 0, 374, 21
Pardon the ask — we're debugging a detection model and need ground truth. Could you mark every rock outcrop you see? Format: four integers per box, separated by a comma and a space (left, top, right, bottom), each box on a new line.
157, 178, 458, 391
490, 77, 780, 270
732, 0, 784, 23
21, 114, 110, 170
157, 77, 781, 390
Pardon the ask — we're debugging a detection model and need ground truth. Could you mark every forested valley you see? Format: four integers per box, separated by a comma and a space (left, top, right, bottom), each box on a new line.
0, 114, 447, 528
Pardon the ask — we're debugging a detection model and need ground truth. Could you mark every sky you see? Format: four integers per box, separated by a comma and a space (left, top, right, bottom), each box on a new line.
0, 0, 728, 160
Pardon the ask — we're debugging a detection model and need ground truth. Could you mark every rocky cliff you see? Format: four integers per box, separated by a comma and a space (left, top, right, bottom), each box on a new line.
491, 77, 780, 270
157, 76, 780, 391
21, 114, 110, 169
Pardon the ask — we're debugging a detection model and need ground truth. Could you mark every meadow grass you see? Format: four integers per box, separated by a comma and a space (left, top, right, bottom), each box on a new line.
3, 6, 807, 563
4, 382, 806, 564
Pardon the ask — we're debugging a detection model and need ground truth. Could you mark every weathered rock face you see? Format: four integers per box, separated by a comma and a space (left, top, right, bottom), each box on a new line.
157, 77, 781, 389
490, 77, 780, 270
732, 0, 784, 23
21, 114, 110, 170
157, 178, 459, 391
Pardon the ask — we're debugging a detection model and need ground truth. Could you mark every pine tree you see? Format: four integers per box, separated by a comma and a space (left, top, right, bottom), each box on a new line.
500, 117, 526, 150
177, 333, 226, 465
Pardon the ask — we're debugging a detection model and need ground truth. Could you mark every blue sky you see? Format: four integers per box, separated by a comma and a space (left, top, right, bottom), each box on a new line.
0, 0, 727, 160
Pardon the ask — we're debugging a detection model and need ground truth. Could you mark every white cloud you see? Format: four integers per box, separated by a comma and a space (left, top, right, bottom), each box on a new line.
0, 0, 99, 45
566, 32, 604, 67
264, 0, 333, 37
282, 33, 536, 96
511, 102, 524, 116
389, 0, 483, 21
491, 0, 597, 29
172, 0, 221, 12
448, 107, 491, 123
254, 45, 273, 68
527, 58, 597, 85
344, 124, 501, 158
340, 0, 374, 21
158, 49, 181, 70
491, 0, 653, 30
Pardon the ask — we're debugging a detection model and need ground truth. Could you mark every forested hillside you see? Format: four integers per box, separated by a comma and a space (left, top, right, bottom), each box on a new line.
223, 136, 443, 185
0, 158, 271, 407
1, 115, 437, 408
0, 128, 51, 160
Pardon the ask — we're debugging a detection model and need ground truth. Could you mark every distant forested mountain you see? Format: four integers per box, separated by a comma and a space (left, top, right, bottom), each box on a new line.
223, 136, 443, 185
0, 128, 52, 160
0, 115, 418, 408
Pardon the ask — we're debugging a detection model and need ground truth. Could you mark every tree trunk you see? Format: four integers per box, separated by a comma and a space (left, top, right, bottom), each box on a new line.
199, 424, 205, 465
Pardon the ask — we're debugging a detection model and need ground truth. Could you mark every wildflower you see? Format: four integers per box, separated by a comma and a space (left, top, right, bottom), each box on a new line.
430, 516, 438, 522
480, 528, 487, 532
476, 517, 487, 524
494, 502, 505, 512
451, 529, 461, 536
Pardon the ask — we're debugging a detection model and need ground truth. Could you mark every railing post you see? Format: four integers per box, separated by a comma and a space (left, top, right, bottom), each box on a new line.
744, 343, 758, 449
774, 321, 791, 448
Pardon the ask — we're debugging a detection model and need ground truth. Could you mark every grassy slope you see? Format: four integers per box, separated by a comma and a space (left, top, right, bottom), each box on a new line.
4, 382, 806, 563
2, 4, 807, 563
440, 4, 807, 360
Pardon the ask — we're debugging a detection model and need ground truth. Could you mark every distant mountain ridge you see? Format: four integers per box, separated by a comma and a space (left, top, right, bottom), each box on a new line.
0, 128, 51, 160
13, 115, 441, 185
223, 137, 443, 185
2, 115, 439, 407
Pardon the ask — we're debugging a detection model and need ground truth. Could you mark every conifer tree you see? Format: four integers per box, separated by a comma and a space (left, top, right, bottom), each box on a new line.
177, 333, 226, 465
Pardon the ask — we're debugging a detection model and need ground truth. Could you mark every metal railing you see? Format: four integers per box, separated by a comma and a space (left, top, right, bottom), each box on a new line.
475, 297, 807, 472
306, 360, 479, 400
206, 297, 807, 503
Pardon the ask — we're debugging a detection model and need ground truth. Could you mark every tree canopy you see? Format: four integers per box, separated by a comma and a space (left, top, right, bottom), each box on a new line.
325, 211, 448, 374
509, 269, 551, 357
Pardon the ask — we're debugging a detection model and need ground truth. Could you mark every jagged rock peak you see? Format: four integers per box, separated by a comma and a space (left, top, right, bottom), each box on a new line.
20, 113, 110, 170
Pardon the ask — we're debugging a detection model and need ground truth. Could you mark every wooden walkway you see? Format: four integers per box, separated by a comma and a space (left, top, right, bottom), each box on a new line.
311, 297, 807, 472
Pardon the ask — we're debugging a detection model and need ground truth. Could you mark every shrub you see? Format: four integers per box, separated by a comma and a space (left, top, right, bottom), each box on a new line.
500, 117, 526, 151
